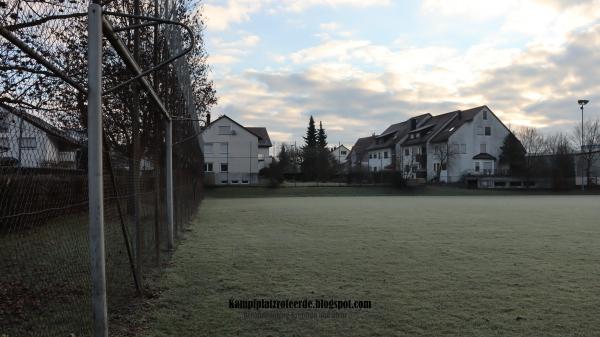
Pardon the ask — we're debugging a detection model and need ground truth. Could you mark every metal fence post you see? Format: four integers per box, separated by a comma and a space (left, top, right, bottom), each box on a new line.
166, 119, 175, 250
87, 3, 108, 337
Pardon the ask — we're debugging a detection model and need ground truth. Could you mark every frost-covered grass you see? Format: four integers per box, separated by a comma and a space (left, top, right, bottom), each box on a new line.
142, 195, 600, 337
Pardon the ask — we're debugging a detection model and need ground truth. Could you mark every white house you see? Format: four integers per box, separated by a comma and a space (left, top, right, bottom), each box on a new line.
365, 114, 430, 172
0, 104, 82, 168
400, 105, 513, 183
330, 144, 350, 164
201, 115, 272, 185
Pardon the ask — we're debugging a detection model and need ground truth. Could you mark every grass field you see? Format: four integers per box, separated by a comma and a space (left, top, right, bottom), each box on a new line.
141, 194, 600, 337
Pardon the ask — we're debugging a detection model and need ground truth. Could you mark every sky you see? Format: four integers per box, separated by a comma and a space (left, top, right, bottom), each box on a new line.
198, 0, 600, 146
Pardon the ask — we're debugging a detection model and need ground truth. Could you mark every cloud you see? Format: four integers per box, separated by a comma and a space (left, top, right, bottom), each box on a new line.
210, 22, 600, 142
208, 32, 261, 65
202, 1, 263, 31
200, 0, 391, 31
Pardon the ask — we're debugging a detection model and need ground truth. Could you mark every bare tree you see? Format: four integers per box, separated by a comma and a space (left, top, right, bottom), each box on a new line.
516, 126, 546, 185
544, 132, 574, 190
572, 118, 600, 187
432, 142, 459, 182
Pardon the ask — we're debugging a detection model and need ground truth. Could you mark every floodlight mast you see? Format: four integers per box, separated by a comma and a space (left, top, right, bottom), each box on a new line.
578, 99, 589, 190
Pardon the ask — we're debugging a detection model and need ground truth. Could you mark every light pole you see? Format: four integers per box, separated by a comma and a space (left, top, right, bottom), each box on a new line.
578, 99, 589, 190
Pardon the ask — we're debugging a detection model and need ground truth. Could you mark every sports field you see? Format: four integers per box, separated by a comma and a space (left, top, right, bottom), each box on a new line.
141, 194, 600, 337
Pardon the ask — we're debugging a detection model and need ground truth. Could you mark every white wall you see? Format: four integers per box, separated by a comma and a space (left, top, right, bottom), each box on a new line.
367, 148, 392, 171
331, 145, 350, 164
443, 107, 510, 182
201, 117, 260, 185
399, 145, 423, 178
0, 113, 66, 168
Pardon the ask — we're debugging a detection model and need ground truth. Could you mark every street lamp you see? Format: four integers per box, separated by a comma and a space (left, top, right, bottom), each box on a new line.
578, 99, 589, 190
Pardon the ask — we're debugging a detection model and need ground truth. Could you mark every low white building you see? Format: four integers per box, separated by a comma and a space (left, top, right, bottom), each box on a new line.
0, 104, 82, 169
201, 115, 272, 185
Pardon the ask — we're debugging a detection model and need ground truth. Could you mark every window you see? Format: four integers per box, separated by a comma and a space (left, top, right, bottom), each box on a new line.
220, 142, 228, 154
218, 125, 231, 135
477, 127, 484, 135
485, 126, 491, 136
242, 179, 249, 184
378, 152, 381, 159
220, 180, 228, 184
384, 151, 388, 159
368, 154, 372, 159
434, 145, 440, 154
405, 165, 410, 172
204, 143, 213, 154
341, 151, 347, 155
258, 153, 264, 161
0, 114, 9, 133
483, 161, 492, 174
480, 143, 486, 153
460, 144, 466, 154
231, 180, 239, 184
19, 137, 36, 149
204, 162, 213, 172
452, 144, 460, 153
220, 163, 228, 172
404, 149, 410, 156
0, 137, 9, 150
475, 161, 480, 172
373, 166, 378, 172
483, 110, 488, 120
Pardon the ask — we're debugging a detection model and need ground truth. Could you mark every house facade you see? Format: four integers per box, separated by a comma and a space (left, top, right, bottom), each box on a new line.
201, 115, 272, 185
330, 144, 350, 164
350, 105, 515, 183
0, 104, 82, 168
347, 136, 375, 170
365, 114, 430, 172
398, 106, 512, 182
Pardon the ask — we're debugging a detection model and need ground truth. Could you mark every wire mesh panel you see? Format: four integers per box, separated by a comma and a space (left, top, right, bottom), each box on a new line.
1, 0, 212, 335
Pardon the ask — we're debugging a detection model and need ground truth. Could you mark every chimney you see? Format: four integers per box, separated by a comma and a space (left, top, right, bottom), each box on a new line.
410, 118, 417, 130
206, 113, 211, 125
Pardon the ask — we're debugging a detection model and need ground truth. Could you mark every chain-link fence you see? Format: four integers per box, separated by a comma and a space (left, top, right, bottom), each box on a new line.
1, 1, 210, 336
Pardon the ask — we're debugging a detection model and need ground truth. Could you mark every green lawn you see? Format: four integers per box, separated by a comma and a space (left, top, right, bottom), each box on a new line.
141, 195, 600, 337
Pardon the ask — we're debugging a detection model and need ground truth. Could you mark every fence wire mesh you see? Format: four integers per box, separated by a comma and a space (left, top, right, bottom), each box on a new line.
1, 1, 208, 336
